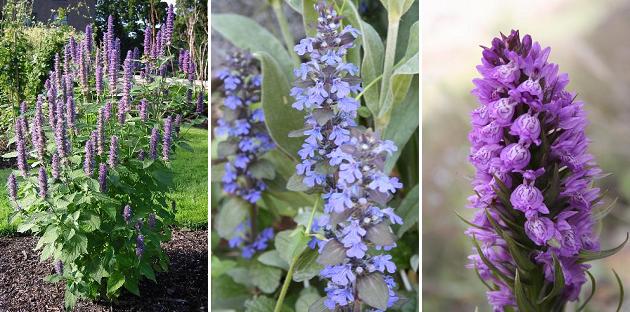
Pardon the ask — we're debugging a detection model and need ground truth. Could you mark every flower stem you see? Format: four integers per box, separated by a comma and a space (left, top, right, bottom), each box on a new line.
376, 13, 401, 131
271, 0, 300, 66
355, 74, 383, 101
274, 197, 320, 312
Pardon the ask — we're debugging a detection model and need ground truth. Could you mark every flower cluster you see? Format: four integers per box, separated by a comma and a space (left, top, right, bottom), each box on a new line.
291, 3, 403, 310
228, 220, 275, 259
215, 51, 274, 204
467, 30, 602, 310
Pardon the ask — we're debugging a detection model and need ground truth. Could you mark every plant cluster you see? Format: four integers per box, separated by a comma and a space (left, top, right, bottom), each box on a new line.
465, 30, 626, 311
4, 4, 205, 309
211, 0, 419, 311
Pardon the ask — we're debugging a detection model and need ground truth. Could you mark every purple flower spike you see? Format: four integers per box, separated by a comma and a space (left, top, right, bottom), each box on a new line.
33, 96, 46, 161
98, 163, 107, 192
108, 44, 119, 94
150, 127, 160, 160
97, 107, 105, 155
84, 137, 95, 176
139, 99, 148, 122
52, 152, 60, 180
466, 30, 604, 310
143, 26, 152, 57
196, 90, 205, 114
108, 136, 119, 168
38, 167, 48, 199
164, 4, 174, 45
15, 117, 28, 177
66, 97, 76, 132
162, 116, 173, 161
289, 3, 403, 310
136, 234, 145, 257
54, 260, 63, 275
123, 204, 132, 223
95, 50, 104, 97
148, 213, 156, 228
174, 114, 182, 135
7, 173, 17, 202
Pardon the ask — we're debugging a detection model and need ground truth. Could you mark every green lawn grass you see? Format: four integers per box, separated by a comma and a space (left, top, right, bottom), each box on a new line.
0, 126, 208, 235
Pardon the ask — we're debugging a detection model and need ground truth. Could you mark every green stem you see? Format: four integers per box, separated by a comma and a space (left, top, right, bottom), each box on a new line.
271, 0, 300, 66
274, 197, 320, 312
355, 74, 383, 101
376, 13, 400, 131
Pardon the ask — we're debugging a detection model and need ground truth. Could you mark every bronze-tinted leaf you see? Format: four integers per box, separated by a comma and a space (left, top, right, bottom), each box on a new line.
317, 239, 347, 266
357, 273, 389, 310
365, 222, 396, 246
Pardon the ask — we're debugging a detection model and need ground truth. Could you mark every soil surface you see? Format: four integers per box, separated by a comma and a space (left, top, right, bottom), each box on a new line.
0, 230, 207, 312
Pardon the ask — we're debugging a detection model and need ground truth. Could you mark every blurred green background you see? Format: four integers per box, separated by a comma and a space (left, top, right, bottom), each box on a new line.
423, 0, 630, 310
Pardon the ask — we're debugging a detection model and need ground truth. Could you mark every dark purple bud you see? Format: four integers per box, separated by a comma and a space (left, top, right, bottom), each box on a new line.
138, 149, 145, 161
38, 167, 48, 199
150, 127, 159, 160
7, 173, 17, 202
66, 97, 76, 132
123, 204, 132, 223
196, 90, 205, 114
174, 114, 182, 135
85, 25, 93, 53
54, 260, 63, 275
136, 234, 145, 257
148, 213, 156, 228
135, 219, 142, 231
98, 163, 107, 192
108, 135, 119, 168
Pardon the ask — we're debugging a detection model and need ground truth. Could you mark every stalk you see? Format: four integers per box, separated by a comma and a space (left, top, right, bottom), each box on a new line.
274, 197, 319, 312
271, 0, 300, 65
376, 13, 400, 131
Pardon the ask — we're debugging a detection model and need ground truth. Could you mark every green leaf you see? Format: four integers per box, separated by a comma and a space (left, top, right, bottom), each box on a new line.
124, 275, 141, 296
383, 75, 419, 173
614, 269, 624, 312
140, 261, 157, 282
245, 296, 276, 312
211, 256, 238, 278
395, 184, 419, 237
578, 232, 628, 263
484, 209, 535, 272
286, 173, 311, 192
577, 271, 596, 312
341, 1, 384, 116
301, 0, 318, 37
296, 288, 321, 312
217, 141, 238, 159
293, 248, 323, 282
64, 288, 77, 310
308, 297, 328, 312
35, 225, 59, 250
514, 271, 536, 312
275, 229, 309, 263
215, 197, 250, 239
107, 271, 125, 295
249, 158, 276, 180
258, 250, 290, 270
380, 0, 415, 18
250, 262, 282, 294
255, 51, 306, 159
284, 0, 301, 12
357, 273, 389, 310
543, 163, 560, 208
537, 252, 564, 304
211, 14, 293, 79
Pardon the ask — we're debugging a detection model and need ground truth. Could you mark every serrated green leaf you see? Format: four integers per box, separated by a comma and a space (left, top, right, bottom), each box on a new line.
106, 271, 125, 295
215, 197, 250, 239
250, 262, 282, 294
258, 250, 290, 270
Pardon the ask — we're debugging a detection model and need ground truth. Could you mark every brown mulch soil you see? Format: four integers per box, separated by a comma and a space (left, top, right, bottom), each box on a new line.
0, 230, 207, 312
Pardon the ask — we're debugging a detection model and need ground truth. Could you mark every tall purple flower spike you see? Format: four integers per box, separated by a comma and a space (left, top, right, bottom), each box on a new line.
7, 173, 17, 202
15, 117, 28, 177
38, 167, 48, 199
466, 30, 606, 311
215, 51, 274, 204
290, 3, 402, 310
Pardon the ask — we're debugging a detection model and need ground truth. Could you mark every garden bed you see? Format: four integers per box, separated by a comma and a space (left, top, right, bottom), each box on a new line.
0, 229, 208, 311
